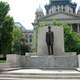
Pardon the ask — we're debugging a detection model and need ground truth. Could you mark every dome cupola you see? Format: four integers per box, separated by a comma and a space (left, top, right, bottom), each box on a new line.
35, 6, 44, 19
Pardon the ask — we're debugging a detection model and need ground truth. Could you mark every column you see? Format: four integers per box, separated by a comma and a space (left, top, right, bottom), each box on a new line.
70, 24, 73, 31
77, 24, 80, 33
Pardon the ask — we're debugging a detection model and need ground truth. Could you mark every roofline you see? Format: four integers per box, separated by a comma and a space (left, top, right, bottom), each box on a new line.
38, 12, 80, 20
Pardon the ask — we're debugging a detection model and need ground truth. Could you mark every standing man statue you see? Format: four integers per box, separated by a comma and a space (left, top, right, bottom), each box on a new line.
46, 26, 54, 55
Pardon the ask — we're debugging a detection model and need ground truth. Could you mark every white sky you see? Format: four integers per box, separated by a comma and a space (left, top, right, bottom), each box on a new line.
0, 0, 80, 30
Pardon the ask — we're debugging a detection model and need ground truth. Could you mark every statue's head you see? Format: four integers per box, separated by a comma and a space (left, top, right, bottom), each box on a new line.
48, 26, 51, 32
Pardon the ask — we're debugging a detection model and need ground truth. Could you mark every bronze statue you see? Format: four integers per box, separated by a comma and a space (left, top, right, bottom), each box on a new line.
46, 26, 54, 55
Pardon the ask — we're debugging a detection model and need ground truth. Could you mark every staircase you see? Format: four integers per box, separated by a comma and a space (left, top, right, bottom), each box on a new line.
0, 69, 80, 80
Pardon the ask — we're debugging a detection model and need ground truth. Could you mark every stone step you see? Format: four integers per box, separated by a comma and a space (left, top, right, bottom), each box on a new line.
0, 76, 80, 80
1, 69, 80, 80
0, 78, 80, 80
0, 73, 80, 79
1, 74, 80, 79
1, 72, 80, 76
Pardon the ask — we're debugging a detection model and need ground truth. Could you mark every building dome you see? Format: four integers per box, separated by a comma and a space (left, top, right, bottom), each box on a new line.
35, 6, 44, 19
36, 6, 43, 13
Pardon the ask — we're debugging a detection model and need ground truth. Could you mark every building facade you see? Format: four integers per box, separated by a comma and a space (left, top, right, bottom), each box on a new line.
15, 22, 33, 51
33, 0, 80, 52
24, 30, 33, 49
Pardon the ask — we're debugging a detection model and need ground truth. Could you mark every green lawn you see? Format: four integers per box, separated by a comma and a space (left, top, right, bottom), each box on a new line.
0, 60, 6, 63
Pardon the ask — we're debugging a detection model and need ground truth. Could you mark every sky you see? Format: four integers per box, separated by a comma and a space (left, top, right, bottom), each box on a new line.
0, 0, 80, 30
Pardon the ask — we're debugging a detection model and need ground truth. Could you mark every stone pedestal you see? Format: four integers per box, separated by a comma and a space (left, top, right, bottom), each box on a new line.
6, 54, 78, 69
27, 55, 78, 69
37, 26, 64, 56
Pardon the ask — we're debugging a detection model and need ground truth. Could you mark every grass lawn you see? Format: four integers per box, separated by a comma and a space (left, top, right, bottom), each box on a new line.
0, 60, 6, 63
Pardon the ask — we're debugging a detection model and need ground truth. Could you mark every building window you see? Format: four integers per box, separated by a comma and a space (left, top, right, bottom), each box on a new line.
56, 9, 58, 12
25, 34, 28, 42
69, 9, 71, 13
63, 8, 65, 12
63, 6, 65, 12
29, 35, 32, 43
30, 38, 32, 42
63, 5, 65, 12
51, 10, 52, 14
26, 39, 28, 42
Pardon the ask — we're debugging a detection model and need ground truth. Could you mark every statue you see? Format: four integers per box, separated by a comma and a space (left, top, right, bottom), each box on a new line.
46, 26, 54, 55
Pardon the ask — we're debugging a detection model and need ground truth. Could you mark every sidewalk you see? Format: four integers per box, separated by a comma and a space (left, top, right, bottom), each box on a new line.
6, 69, 80, 74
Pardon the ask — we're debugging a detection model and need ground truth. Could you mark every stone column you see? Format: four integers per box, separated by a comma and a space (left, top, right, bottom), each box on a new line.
70, 24, 73, 31
77, 24, 80, 33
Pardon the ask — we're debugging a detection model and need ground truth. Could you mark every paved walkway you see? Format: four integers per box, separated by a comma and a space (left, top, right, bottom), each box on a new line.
6, 69, 80, 74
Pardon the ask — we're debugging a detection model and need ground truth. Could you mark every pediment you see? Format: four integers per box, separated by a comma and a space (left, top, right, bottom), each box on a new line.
40, 13, 80, 20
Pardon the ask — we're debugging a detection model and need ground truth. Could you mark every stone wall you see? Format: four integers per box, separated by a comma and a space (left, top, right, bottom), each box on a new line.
29, 55, 78, 69
6, 54, 78, 69
7, 54, 31, 68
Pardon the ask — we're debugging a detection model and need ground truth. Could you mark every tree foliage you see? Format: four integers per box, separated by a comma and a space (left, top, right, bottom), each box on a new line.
0, 1, 14, 56
13, 26, 23, 43
0, 1, 10, 24
1, 16, 14, 54
12, 26, 23, 54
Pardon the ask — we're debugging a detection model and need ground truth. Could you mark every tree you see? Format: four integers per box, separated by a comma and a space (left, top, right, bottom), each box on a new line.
13, 26, 23, 43
0, 1, 10, 24
1, 16, 14, 55
64, 25, 77, 52
0, 1, 10, 54
12, 26, 23, 54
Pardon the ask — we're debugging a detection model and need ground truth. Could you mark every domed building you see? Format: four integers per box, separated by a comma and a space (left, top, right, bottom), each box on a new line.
45, 0, 76, 14
35, 6, 44, 19
32, 0, 80, 52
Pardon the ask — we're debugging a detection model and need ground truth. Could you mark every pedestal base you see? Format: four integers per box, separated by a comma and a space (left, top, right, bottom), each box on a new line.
28, 55, 78, 69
